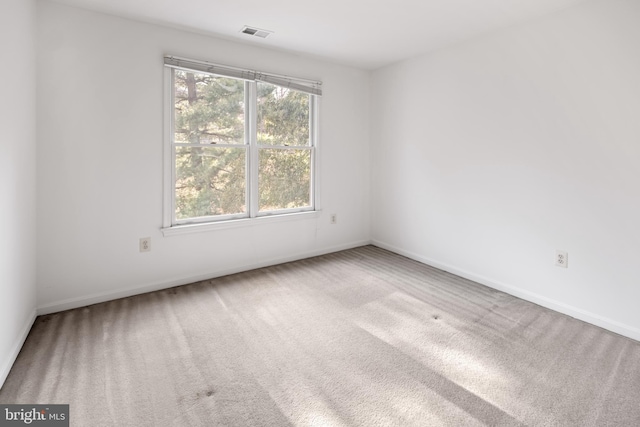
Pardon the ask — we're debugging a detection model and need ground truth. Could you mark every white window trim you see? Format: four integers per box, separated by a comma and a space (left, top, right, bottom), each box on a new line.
161, 210, 322, 237
161, 60, 322, 236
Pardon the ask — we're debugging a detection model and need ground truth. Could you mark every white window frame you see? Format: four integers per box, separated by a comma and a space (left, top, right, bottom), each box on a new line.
161, 56, 321, 236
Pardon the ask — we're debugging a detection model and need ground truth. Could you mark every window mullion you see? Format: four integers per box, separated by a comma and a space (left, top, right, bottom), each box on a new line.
167, 68, 177, 227
248, 82, 259, 217
310, 95, 318, 210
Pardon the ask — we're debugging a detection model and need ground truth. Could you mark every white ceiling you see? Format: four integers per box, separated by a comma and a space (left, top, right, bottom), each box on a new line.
48, 0, 588, 70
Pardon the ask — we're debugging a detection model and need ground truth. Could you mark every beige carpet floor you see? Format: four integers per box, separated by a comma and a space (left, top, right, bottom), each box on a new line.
1, 245, 640, 426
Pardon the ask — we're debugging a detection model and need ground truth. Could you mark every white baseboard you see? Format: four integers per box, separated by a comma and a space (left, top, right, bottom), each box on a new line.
372, 239, 640, 343
37, 240, 372, 315
0, 309, 37, 390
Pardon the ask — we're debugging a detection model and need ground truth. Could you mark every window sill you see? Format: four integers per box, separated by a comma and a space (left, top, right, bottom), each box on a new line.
161, 210, 321, 237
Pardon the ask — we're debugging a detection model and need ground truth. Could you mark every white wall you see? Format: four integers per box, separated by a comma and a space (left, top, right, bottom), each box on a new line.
32, 0, 640, 342
0, 0, 38, 388
36, 2, 371, 312
371, 0, 640, 340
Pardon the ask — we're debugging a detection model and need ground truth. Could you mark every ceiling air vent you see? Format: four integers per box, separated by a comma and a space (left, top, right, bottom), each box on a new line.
241, 26, 273, 39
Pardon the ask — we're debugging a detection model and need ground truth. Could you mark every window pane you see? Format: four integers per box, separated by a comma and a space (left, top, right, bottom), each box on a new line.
259, 148, 311, 211
174, 70, 245, 145
257, 82, 310, 146
175, 146, 246, 219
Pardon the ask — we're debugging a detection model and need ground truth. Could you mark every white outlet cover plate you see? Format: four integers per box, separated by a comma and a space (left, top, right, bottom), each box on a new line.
555, 250, 568, 268
140, 237, 151, 252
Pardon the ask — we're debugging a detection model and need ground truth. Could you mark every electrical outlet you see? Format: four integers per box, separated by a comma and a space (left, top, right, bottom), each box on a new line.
140, 237, 151, 253
555, 250, 568, 268
330, 214, 337, 224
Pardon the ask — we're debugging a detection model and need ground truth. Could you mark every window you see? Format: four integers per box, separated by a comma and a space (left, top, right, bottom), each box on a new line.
163, 56, 321, 231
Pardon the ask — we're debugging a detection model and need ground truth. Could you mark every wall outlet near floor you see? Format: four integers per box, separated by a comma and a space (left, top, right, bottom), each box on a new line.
330, 213, 337, 224
555, 250, 568, 268
140, 237, 151, 253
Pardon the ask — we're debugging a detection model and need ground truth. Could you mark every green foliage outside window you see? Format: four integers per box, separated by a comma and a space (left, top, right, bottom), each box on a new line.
173, 70, 312, 220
